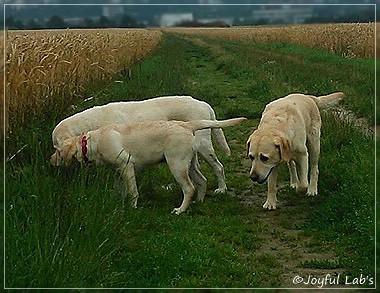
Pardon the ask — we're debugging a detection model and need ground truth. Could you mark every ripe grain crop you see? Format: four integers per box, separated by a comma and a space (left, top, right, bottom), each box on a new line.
166, 23, 375, 58
5, 29, 162, 133
1, 35, 5, 141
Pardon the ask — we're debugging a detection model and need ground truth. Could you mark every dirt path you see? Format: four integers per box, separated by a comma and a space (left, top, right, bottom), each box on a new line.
185, 34, 377, 142
234, 185, 346, 289
176, 34, 370, 289
229, 145, 357, 289
185, 36, 345, 288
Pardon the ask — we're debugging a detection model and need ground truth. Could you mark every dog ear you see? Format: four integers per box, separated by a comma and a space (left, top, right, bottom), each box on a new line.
246, 136, 252, 157
50, 151, 59, 166
61, 139, 78, 165
274, 136, 292, 163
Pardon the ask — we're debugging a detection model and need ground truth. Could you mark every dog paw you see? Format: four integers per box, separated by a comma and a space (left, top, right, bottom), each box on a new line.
130, 197, 138, 209
296, 185, 308, 194
290, 182, 298, 189
263, 200, 277, 210
307, 187, 318, 196
171, 208, 183, 215
195, 196, 205, 203
214, 187, 227, 194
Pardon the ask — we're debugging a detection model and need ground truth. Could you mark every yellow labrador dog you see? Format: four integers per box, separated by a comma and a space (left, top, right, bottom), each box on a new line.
51, 96, 233, 193
55, 118, 246, 215
246, 92, 344, 210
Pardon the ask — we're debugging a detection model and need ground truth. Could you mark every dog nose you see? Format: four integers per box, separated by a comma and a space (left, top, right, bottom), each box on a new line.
250, 172, 259, 182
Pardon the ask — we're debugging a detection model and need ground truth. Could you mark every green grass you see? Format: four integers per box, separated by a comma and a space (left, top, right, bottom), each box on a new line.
5, 33, 375, 289
302, 259, 341, 270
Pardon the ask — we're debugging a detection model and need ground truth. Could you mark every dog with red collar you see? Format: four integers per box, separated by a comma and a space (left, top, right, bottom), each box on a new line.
50, 96, 237, 194
52, 118, 246, 215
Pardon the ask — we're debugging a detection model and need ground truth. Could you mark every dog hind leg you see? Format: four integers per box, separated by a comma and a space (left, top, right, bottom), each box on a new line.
189, 154, 207, 202
195, 132, 227, 193
166, 157, 195, 215
306, 128, 320, 196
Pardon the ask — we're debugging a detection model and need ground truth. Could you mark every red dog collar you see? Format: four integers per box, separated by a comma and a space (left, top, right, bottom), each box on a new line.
81, 135, 89, 163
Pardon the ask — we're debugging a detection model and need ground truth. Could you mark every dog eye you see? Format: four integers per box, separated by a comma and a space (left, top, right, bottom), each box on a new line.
260, 154, 269, 162
249, 154, 255, 161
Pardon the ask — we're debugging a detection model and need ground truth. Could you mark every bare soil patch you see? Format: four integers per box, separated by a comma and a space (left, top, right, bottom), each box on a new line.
232, 184, 351, 289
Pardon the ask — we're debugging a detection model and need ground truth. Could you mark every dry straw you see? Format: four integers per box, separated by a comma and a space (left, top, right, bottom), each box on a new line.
166, 23, 376, 58
4, 29, 162, 134
3, 24, 377, 137
1, 35, 5, 140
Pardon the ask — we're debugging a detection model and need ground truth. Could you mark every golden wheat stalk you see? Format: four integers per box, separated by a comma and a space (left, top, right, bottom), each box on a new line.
166, 23, 375, 58
4, 29, 162, 133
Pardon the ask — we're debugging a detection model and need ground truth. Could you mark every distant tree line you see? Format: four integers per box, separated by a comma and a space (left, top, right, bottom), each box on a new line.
304, 7, 375, 24
234, 7, 375, 26
5, 6, 374, 30
5, 14, 145, 30
177, 20, 231, 28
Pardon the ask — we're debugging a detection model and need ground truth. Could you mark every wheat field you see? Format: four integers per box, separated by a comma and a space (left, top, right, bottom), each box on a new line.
3, 23, 376, 137
3, 29, 162, 133
1, 34, 5, 140
5, 28, 375, 289
166, 23, 376, 58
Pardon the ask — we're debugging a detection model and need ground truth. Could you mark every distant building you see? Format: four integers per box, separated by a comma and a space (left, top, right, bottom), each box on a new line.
63, 17, 83, 27
159, 13, 193, 27
252, 5, 314, 24
198, 17, 233, 26
198, 0, 223, 3
102, 6, 124, 18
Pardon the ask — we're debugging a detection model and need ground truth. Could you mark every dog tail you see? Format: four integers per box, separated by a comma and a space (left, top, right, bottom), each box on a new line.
207, 106, 232, 156
311, 92, 344, 109
186, 117, 247, 134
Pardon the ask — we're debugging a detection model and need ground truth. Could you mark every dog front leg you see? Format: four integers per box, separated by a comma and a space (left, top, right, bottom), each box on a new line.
263, 166, 279, 210
295, 152, 309, 194
287, 160, 299, 189
120, 163, 139, 209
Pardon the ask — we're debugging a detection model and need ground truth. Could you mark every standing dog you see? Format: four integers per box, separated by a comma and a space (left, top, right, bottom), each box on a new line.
246, 92, 344, 210
51, 96, 234, 193
54, 118, 246, 215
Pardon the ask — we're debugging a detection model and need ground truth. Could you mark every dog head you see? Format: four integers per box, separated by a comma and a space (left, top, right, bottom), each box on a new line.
50, 136, 81, 166
246, 129, 291, 184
